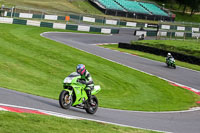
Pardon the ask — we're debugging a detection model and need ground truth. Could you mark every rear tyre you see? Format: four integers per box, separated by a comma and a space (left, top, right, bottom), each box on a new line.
85, 95, 98, 114
59, 90, 72, 109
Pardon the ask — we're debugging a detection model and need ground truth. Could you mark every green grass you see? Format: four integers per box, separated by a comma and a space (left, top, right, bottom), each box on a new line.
132, 40, 200, 58
100, 44, 200, 71
0, 111, 158, 133
70, 0, 103, 15
0, 23, 200, 111
0, 0, 103, 15
148, 0, 200, 23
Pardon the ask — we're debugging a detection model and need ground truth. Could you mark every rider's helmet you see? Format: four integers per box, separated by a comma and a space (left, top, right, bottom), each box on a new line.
76, 64, 86, 75
167, 53, 171, 56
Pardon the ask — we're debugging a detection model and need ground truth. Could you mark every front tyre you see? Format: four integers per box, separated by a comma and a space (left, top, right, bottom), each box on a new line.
173, 64, 176, 69
59, 90, 72, 109
166, 61, 169, 67
85, 95, 98, 114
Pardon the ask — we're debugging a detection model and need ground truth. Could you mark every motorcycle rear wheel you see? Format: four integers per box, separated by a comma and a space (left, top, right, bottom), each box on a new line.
85, 95, 98, 114
59, 90, 72, 109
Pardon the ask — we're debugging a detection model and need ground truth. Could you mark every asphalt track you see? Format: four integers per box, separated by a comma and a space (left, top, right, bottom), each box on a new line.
1, 29, 200, 133
42, 31, 200, 90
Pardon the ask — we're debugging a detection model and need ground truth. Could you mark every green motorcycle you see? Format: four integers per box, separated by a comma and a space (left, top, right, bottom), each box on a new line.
166, 57, 176, 69
59, 72, 101, 114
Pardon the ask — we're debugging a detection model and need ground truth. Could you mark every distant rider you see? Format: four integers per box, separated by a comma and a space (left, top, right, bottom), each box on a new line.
166, 53, 173, 63
76, 64, 94, 105
138, 34, 145, 40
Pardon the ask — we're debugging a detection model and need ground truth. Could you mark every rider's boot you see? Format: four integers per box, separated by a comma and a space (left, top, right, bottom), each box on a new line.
86, 90, 95, 106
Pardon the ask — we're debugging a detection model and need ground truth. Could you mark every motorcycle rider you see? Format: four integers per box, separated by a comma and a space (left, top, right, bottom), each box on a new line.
166, 53, 174, 63
76, 64, 95, 105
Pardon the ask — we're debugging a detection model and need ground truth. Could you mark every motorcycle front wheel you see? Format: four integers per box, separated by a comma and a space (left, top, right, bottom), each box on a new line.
173, 64, 176, 69
59, 90, 72, 109
85, 95, 98, 114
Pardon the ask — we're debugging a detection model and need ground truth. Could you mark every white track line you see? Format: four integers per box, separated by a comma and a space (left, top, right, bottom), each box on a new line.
0, 103, 79, 119
0, 103, 168, 133
100, 106, 200, 114
0, 107, 8, 111
41, 31, 113, 36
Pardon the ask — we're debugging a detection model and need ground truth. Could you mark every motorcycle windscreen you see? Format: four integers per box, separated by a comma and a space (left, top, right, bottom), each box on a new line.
63, 72, 80, 83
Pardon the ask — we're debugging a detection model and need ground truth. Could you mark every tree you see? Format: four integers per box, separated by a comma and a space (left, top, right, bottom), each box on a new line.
155, 0, 200, 16
188, 0, 200, 15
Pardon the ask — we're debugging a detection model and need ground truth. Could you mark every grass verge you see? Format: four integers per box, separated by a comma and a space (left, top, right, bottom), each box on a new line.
0, 111, 158, 133
0, 23, 200, 111
0, 0, 103, 15
132, 40, 200, 58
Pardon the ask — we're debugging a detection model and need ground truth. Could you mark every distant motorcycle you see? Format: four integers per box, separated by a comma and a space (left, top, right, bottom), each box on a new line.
138, 34, 145, 40
59, 72, 101, 114
166, 58, 176, 69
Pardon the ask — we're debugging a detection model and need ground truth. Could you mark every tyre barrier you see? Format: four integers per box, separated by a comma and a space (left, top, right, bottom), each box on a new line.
118, 43, 200, 65
4, 11, 200, 32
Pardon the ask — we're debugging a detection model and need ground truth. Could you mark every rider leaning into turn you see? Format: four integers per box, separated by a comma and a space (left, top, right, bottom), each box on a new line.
76, 64, 94, 105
